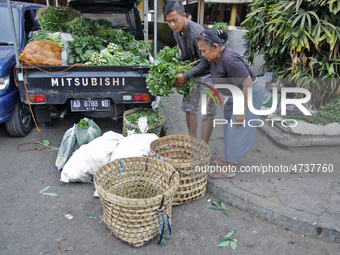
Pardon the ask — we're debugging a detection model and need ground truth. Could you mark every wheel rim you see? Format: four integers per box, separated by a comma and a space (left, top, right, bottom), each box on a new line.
20, 103, 33, 129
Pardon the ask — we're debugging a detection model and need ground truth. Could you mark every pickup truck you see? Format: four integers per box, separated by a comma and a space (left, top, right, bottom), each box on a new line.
15, 0, 152, 125
1, 1, 44, 136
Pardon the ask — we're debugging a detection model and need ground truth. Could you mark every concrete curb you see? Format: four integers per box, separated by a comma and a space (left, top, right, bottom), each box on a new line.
207, 179, 340, 243
259, 117, 340, 147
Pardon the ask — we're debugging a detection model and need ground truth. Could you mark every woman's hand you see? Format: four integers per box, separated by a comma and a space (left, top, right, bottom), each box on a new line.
234, 114, 245, 126
173, 74, 186, 87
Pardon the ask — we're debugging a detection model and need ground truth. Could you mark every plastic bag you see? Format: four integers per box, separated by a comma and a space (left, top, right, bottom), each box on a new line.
60, 33, 73, 65
55, 127, 77, 171
60, 131, 124, 183
138, 116, 149, 134
55, 118, 101, 171
19, 40, 62, 66
75, 118, 102, 147
110, 133, 158, 161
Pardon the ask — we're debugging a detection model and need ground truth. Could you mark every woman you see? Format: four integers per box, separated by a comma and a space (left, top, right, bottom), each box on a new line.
197, 29, 265, 179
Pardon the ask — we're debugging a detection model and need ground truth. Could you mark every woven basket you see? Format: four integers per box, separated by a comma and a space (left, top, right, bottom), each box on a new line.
94, 157, 179, 247
122, 108, 165, 137
150, 135, 211, 205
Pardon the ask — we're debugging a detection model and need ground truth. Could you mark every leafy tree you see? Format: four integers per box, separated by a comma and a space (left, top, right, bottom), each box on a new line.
242, 0, 340, 108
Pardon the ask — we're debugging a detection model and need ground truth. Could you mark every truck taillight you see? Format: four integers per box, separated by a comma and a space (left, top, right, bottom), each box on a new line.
28, 94, 45, 103
134, 93, 150, 102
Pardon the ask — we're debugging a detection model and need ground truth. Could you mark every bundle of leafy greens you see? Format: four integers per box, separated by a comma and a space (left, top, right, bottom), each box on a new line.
28, 30, 64, 49
125, 108, 164, 126
146, 46, 197, 97
36, 6, 81, 33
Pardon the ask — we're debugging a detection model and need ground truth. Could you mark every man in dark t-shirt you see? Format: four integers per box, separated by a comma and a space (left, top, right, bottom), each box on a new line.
163, 1, 214, 143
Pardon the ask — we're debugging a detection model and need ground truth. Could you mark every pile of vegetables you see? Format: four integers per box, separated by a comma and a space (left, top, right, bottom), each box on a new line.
125, 108, 165, 126
31, 6, 150, 66
146, 46, 197, 97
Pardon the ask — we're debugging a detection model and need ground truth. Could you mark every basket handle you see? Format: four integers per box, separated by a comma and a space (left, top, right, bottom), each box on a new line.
168, 169, 185, 184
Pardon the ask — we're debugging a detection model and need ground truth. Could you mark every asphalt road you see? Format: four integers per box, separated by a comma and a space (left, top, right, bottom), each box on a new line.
1, 112, 339, 255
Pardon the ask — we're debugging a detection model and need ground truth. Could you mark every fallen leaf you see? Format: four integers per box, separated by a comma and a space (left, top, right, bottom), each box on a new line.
39, 186, 50, 193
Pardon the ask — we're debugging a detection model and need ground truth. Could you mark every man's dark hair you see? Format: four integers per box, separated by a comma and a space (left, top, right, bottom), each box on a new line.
163, 1, 185, 15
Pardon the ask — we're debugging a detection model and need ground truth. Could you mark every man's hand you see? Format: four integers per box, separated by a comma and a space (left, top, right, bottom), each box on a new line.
173, 74, 186, 87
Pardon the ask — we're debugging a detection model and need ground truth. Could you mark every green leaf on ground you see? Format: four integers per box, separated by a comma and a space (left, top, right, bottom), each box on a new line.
42, 192, 58, 197
222, 210, 230, 218
42, 140, 50, 147
85, 213, 97, 219
39, 186, 50, 193
296, 209, 305, 212
230, 240, 237, 250
39, 186, 58, 196
253, 149, 262, 153
217, 230, 238, 250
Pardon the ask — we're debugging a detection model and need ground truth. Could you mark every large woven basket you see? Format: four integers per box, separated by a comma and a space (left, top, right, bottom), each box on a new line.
94, 157, 180, 247
122, 108, 165, 137
150, 135, 211, 205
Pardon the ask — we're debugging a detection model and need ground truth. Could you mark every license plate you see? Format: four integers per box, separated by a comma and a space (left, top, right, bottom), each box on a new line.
70, 99, 111, 112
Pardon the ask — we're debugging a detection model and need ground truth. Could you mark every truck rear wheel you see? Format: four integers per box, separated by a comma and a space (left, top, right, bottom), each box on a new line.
5, 100, 33, 137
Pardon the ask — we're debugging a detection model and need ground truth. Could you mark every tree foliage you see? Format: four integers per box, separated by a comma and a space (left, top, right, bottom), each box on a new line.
242, 0, 340, 108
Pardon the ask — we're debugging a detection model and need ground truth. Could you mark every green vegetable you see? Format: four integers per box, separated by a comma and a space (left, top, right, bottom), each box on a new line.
76, 119, 89, 129
84, 43, 149, 66
125, 108, 164, 126
146, 46, 197, 97
37, 6, 81, 33
36, 6, 151, 66
28, 30, 64, 49
68, 36, 106, 64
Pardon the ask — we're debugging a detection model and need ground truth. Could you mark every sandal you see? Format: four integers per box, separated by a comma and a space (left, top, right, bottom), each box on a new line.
213, 157, 238, 166
209, 171, 236, 179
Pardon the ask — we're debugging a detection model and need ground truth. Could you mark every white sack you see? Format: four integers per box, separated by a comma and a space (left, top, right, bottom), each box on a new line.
60, 131, 123, 183
110, 133, 158, 161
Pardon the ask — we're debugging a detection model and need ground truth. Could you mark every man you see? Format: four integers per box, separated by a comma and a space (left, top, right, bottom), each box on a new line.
163, 0, 214, 143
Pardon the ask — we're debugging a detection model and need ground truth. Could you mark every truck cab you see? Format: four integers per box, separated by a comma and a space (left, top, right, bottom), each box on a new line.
0, 1, 44, 136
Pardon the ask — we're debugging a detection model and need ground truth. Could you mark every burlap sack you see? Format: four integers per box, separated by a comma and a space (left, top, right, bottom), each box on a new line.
19, 40, 62, 66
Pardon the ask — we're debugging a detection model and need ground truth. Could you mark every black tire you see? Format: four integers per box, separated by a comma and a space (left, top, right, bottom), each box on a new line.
5, 100, 34, 137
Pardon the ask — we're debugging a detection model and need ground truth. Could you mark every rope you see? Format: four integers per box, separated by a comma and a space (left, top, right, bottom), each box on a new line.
15, 64, 45, 151
14, 63, 83, 151
20, 63, 84, 75
118, 159, 125, 173
17, 142, 45, 152
155, 194, 171, 246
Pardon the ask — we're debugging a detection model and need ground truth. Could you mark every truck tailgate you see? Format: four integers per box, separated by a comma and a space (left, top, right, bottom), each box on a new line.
16, 65, 151, 105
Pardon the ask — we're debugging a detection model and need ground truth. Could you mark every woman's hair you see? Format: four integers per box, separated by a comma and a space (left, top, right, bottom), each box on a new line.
163, 1, 185, 15
197, 29, 228, 47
